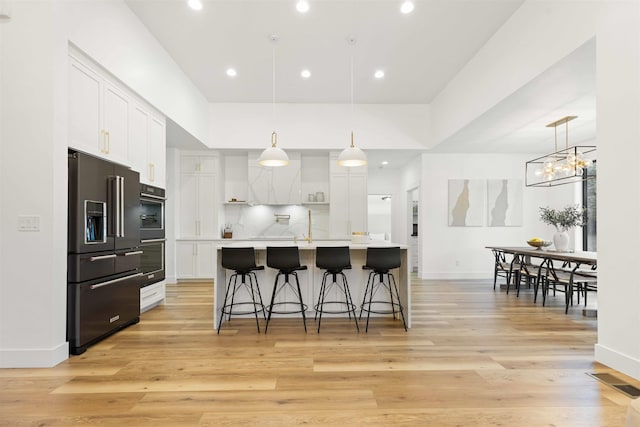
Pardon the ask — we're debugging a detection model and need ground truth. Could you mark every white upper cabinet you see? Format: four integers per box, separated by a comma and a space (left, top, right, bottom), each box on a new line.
148, 116, 166, 187
68, 58, 102, 158
329, 152, 368, 238
102, 83, 130, 164
69, 50, 167, 187
247, 151, 301, 205
68, 54, 130, 166
179, 153, 219, 239
130, 103, 166, 187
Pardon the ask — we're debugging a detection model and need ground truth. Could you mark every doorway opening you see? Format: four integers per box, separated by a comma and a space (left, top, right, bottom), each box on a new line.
367, 194, 392, 242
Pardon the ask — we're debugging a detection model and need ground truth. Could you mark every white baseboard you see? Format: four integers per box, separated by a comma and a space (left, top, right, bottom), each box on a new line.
0, 341, 68, 368
595, 344, 640, 380
165, 275, 177, 284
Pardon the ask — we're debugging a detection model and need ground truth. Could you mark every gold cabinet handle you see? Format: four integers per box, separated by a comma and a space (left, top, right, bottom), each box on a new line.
105, 131, 110, 154
148, 163, 155, 182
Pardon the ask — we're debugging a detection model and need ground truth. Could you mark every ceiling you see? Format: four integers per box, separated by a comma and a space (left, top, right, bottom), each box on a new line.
128, 0, 596, 168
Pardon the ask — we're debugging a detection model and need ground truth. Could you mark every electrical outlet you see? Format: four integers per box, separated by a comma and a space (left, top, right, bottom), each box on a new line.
18, 215, 40, 232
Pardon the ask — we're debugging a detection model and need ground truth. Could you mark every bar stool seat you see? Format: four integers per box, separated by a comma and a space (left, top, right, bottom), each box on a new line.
359, 246, 407, 332
314, 246, 359, 333
265, 246, 308, 333
218, 247, 266, 333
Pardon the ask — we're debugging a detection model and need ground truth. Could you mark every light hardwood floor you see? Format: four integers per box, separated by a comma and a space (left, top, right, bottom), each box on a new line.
0, 277, 636, 426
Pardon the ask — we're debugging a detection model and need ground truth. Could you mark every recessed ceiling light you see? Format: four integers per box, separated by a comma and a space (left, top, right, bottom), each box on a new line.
381, 161, 389, 165
374, 70, 385, 79
400, 1, 414, 14
226, 68, 237, 77
188, 0, 203, 11
296, 0, 310, 13
301, 69, 311, 79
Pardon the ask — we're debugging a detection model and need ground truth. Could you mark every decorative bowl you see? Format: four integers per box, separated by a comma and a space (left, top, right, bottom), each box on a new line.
527, 240, 552, 249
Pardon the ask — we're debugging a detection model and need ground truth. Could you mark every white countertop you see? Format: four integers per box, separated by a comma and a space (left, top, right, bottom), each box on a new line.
216, 240, 408, 249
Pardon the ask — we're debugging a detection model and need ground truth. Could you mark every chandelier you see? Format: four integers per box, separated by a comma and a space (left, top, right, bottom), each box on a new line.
525, 116, 596, 187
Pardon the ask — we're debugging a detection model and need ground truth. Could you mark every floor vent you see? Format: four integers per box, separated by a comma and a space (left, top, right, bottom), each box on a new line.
589, 372, 640, 397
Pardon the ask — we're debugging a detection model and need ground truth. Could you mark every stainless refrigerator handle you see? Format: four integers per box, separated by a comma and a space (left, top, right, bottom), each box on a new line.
89, 273, 143, 290
123, 250, 144, 256
114, 176, 121, 237
119, 176, 125, 237
140, 192, 166, 201
87, 254, 117, 261
141, 238, 167, 243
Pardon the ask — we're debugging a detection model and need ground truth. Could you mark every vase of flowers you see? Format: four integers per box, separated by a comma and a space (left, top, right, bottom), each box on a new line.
539, 205, 585, 252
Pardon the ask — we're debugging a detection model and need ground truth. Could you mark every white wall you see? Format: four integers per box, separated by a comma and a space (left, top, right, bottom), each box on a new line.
594, 0, 640, 379
209, 103, 430, 150
0, 0, 211, 367
0, 1, 69, 367
419, 153, 574, 279
429, 0, 598, 147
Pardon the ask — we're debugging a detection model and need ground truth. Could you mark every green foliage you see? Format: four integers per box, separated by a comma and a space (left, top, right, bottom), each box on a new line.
539, 205, 585, 231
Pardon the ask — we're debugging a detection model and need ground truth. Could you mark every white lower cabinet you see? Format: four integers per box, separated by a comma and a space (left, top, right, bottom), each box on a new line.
140, 281, 166, 313
176, 241, 215, 279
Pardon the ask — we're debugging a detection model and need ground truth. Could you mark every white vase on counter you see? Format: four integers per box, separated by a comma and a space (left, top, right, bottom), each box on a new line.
553, 229, 570, 252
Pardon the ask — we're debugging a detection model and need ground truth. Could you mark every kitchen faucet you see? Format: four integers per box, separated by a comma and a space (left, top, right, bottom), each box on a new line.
305, 209, 312, 243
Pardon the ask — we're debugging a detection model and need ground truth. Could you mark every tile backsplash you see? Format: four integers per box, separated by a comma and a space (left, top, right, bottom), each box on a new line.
223, 204, 329, 239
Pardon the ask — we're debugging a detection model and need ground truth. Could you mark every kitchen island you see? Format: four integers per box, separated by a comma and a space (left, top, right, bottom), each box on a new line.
213, 241, 410, 330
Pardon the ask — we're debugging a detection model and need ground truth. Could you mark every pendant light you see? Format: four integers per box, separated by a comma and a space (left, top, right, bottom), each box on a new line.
338, 37, 367, 167
258, 35, 289, 167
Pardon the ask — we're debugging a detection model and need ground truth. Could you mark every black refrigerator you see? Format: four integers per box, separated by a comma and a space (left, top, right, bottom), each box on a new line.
67, 151, 142, 355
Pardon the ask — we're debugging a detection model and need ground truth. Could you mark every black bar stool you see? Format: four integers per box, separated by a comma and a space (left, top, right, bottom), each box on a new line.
359, 246, 407, 332
218, 247, 266, 333
265, 246, 308, 333
314, 246, 359, 333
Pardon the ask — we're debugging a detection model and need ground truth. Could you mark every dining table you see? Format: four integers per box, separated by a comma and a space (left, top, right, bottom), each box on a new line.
486, 246, 597, 316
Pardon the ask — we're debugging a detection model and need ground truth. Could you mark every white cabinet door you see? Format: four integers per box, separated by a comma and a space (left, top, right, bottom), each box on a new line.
181, 155, 217, 174
129, 105, 149, 178
329, 154, 368, 238
198, 174, 218, 238
148, 115, 166, 187
176, 242, 196, 279
130, 105, 166, 187
349, 173, 368, 233
195, 242, 215, 278
102, 82, 130, 165
179, 154, 218, 239
179, 174, 198, 238
68, 58, 102, 156
329, 174, 349, 238
176, 241, 215, 279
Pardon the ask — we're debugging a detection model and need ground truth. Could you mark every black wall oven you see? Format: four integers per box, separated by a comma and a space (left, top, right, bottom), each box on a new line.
139, 184, 166, 288
140, 184, 165, 240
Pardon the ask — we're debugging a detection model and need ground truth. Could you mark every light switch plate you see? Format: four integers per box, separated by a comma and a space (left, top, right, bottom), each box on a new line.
18, 215, 40, 232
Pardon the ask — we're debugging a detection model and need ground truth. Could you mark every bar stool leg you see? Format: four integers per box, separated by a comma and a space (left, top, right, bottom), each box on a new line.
365, 272, 376, 333
244, 274, 261, 333
217, 273, 237, 334
359, 272, 374, 321
250, 272, 267, 320
389, 273, 408, 331
341, 272, 359, 332
293, 272, 307, 333
265, 273, 281, 334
